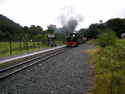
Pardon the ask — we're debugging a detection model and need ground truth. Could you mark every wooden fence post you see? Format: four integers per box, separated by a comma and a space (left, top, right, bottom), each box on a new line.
27, 41, 28, 51
10, 41, 12, 54
48, 39, 49, 47
42, 40, 44, 47
33, 41, 34, 50
43, 40, 44, 47
20, 40, 21, 53
38, 40, 40, 49
62, 39, 63, 44
41, 40, 42, 48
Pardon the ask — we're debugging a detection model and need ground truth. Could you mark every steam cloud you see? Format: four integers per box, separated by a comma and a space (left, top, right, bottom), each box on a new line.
55, 3, 84, 37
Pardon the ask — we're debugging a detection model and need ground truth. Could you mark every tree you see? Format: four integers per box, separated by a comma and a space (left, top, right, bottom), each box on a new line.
0, 31, 5, 40
85, 24, 99, 39
15, 26, 23, 34
97, 29, 118, 47
0, 22, 17, 40
36, 25, 43, 31
79, 28, 86, 33
28, 25, 41, 38
20, 33, 31, 40
84, 29, 94, 39
83, 23, 107, 39
96, 24, 107, 30
79, 28, 87, 37
47, 24, 56, 33
0, 14, 45, 40
55, 33, 63, 39
33, 34, 42, 40
106, 18, 125, 38
0, 22, 7, 33
23, 26, 29, 33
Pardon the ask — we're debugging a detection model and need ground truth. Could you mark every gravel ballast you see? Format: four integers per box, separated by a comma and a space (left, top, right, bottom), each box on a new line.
0, 42, 95, 94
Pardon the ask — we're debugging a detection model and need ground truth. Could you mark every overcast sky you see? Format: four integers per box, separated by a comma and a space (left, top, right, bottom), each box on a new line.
0, 0, 125, 30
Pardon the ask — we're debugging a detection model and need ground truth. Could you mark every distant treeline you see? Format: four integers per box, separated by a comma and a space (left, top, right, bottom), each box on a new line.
79, 18, 125, 39
0, 14, 63, 41
0, 22, 63, 41
0, 14, 125, 41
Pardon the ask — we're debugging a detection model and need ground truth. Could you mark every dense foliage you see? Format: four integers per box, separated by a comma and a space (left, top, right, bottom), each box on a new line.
82, 23, 107, 39
0, 21, 44, 40
107, 18, 125, 38
0, 15, 63, 41
97, 29, 118, 47
81, 18, 125, 39
1, 14, 125, 41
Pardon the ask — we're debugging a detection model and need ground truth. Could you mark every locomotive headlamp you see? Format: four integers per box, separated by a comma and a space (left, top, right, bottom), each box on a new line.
73, 35, 75, 37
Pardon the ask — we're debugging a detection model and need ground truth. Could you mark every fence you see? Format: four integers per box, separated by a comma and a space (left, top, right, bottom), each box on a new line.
0, 39, 65, 55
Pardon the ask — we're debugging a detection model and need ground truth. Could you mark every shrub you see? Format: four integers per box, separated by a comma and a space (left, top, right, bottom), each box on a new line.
97, 29, 118, 47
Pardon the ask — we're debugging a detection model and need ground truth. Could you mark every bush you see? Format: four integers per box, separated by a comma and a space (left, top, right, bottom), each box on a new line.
97, 29, 118, 47
87, 39, 99, 45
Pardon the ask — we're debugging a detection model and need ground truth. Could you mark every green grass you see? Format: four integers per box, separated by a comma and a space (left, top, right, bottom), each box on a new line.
84, 39, 125, 94
0, 40, 65, 57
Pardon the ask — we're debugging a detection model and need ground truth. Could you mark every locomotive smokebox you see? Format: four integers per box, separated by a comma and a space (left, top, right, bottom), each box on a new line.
66, 32, 82, 47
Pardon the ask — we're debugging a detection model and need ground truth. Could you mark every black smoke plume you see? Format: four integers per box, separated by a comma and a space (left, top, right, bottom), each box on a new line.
67, 18, 78, 31
54, 4, 84, 37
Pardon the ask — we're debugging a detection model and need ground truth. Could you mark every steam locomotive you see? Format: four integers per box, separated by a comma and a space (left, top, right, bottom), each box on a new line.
66, 32, 83, 46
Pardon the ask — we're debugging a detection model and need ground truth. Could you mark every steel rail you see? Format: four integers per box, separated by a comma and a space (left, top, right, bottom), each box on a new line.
0, 48, 65, 72
0, 48, 69, 79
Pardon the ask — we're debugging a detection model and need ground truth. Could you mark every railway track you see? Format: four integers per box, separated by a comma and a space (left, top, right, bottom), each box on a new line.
0, 47, 69, 79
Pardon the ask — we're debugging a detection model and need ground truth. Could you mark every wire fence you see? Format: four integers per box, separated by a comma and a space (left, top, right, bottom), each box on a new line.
0, 39, 65, 55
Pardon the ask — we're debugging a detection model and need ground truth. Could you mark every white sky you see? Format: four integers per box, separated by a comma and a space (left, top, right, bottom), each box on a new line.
0, 0, 125, 31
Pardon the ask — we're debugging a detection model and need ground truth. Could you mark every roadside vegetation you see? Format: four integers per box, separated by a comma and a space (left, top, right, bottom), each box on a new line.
84, 29, 125, 94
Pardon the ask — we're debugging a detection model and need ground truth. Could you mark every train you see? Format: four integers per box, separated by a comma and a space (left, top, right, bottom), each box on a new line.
65, 32, 84, 47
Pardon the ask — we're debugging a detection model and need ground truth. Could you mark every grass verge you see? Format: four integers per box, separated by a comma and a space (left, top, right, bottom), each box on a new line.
84, 39, 125, 94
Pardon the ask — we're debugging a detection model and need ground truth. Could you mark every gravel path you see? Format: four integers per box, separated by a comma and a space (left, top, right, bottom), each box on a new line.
0, 42, 95, 94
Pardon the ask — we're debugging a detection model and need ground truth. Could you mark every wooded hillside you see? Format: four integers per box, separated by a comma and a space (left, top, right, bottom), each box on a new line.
0, 14, 63, 41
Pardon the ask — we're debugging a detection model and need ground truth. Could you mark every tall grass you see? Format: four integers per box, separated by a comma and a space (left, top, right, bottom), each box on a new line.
84, 29, 125, 94
92, 45, 125, 94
